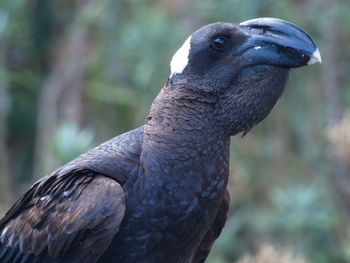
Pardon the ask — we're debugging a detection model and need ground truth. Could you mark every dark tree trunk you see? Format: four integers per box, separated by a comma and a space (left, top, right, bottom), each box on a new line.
0, 63, 13, 211
34, 1, 97, 178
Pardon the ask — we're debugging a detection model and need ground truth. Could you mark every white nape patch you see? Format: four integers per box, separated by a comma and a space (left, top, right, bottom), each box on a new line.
254, 46, 262, 50
308, 48, 322, 65
40, 195, 51, 201
170, 36, 192, 78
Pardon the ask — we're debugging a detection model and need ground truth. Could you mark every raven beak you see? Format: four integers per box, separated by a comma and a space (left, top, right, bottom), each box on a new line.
238, 17, 321, 68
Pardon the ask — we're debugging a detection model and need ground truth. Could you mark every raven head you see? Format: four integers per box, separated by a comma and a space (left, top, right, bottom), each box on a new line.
168, 18, 321, 135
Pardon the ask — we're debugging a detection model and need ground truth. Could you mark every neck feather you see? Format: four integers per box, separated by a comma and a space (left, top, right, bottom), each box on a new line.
140, 82, 230, 195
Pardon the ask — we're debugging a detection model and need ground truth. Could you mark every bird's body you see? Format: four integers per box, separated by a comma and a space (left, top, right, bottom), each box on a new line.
0, 124, 229, 263
0, 18, 320, 263
105, 89, 230, 263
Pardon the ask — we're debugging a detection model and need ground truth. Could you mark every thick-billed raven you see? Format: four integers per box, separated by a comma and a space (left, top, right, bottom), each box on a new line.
0, 18, 321, 263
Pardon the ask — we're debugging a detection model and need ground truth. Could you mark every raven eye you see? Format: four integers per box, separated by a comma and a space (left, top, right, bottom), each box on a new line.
211, 37, 228, 52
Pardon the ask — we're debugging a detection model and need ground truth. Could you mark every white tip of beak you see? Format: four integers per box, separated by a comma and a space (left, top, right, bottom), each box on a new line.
308, 48, 322, 65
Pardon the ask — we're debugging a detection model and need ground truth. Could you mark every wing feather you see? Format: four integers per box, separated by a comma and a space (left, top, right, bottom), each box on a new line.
192, 190, 230, 263
0, 170, 125, 263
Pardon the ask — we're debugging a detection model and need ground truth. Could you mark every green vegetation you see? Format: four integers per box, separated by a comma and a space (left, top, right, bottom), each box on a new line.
1, 0, 350, 262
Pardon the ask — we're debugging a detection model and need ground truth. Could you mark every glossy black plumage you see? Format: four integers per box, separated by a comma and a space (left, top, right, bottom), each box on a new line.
0, 18, 320, 263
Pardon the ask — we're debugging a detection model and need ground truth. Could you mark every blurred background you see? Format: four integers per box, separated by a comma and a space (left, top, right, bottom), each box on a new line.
0, 0, 349, 262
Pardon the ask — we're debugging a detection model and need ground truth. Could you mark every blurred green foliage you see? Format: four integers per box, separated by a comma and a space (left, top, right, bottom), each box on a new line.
1, 0, 350, 262
52, 122, 93, 164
